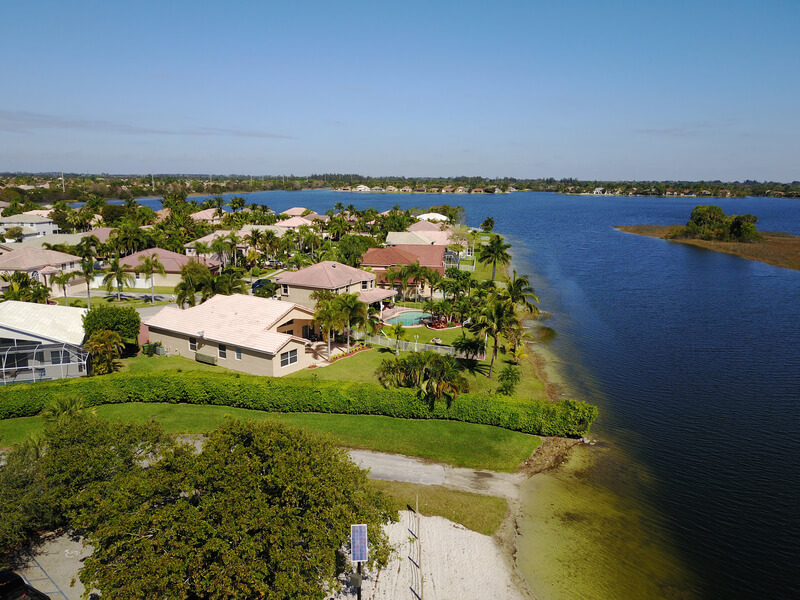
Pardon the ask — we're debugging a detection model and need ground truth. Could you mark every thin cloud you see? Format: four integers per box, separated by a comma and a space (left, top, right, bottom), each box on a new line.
0, 110, 293, 139
634, 121, 720, 138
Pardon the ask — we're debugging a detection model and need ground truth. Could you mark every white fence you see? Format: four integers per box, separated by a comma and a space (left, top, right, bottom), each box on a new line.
357, 333, 484, 360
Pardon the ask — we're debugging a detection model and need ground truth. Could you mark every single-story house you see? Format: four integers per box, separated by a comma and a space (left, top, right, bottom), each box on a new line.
385, 231, 437, 246
185, 230, 238, 262
0, 247, 83, 294
0, 301, 88, 384
144, 294, 318, 376
273, 260, 392, 309
119, 248, 221, 288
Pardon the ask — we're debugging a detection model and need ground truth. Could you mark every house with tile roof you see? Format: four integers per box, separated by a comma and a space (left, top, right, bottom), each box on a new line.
0, 247, 83, 294
0, 301, 89, 384
361, 245, 445, 298
119, 248, 221, 288
189, 208, 224, 225
144, 294, 318, 376
273, 261, 393, 309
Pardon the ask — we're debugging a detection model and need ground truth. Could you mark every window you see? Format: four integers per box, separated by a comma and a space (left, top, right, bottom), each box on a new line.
218, 344, 227, 359
282, 284, 288, 295
50, 350, 69, 364
361, 280, 368, 290
280, 349, 298, 368
189, 337, 197, 351
235, 348, 242, 360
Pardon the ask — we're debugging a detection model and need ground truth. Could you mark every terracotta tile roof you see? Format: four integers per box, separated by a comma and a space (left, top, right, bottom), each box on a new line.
274, 261, 375, 289
362, 245, 445, 272
120, 248, 221, 273
144, 294, 312, 356
275, 216, 315, 229
0, 247, 81, 271
407, 220, 444, 233
86, 227, 115, 243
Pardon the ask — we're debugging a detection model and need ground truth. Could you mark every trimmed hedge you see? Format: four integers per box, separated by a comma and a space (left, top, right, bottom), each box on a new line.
0, 372, 598, 437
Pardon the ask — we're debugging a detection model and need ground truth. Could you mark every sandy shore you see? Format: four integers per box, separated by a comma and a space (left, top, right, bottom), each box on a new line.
329, 511, 528, 600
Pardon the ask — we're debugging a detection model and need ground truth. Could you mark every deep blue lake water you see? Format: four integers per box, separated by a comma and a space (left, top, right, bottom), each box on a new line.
142, 189, 800, 598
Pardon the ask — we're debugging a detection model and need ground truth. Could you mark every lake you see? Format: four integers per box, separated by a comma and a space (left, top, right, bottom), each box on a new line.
141, 189, 800, 599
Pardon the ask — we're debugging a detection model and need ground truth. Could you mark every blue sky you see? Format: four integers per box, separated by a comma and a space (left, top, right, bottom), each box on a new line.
2, 0, 798, 181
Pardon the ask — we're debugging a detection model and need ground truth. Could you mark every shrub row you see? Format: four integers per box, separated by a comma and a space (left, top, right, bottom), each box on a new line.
0, 372, 598, 437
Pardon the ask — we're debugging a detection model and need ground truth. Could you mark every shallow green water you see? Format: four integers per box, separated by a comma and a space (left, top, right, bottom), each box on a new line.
515, 445, 700, 600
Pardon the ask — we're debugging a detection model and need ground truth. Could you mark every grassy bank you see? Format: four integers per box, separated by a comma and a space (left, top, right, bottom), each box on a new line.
617, 225, 800, 270
0, 403, 539, 472
370, 480, 509, 536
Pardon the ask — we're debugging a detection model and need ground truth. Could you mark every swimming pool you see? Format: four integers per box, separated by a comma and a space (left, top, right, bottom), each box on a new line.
384, 310, 431, 326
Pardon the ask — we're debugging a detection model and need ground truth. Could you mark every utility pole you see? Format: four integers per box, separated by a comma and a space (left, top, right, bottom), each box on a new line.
61, 171, 65, 193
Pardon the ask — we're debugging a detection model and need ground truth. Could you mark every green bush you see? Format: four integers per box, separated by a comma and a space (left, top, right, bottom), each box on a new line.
0, 372, 598, 437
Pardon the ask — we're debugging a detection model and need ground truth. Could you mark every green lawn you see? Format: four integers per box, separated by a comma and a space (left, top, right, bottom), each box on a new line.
369, 480, 509, 535
289, 341, 548, 402
117, 355, 235, 374
0, 403, 539, 472
65, 296, 173, 309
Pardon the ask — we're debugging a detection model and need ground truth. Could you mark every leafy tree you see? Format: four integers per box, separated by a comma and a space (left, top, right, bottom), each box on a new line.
313, 296, 343, 361
73, 419, 394, 599
477, 234, 512, 280
83, 304, 141, 341
175, 261, 215, 308
5, 225, 24, 242
481, 217, 495, 232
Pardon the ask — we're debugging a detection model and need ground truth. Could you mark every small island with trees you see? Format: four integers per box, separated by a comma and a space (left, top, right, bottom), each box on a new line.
617, 204, 800, 270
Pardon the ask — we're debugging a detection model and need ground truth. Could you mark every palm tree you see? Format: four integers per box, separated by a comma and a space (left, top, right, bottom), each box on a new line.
85, 329, 125, 375
51, 270, 76, 306
135, 254, 167, 304
79, 258, 98, 309
226, 231, 241, 267
423, 354, 468, 403
210, 235, 230, 267
502, 269, 540, 317
313, 298, 343, 362
387, 322, 406, 355
102, 256, 135, 301
212, 272, 247, 296
477, 234, 512, 280
333, 292, 367, 354
193, 241, 212, 264
469, 294, 520, 378
40, 394, 96, 426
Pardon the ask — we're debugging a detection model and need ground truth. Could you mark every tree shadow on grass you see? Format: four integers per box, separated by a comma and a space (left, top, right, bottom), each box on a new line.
458, 358, 489, 378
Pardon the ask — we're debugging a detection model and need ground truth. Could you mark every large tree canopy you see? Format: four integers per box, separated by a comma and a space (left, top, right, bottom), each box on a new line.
73, 419, 394, 599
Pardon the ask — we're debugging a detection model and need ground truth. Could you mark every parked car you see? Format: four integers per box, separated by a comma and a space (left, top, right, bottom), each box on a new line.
0, 569, 50, 600
252, 278, 272, 291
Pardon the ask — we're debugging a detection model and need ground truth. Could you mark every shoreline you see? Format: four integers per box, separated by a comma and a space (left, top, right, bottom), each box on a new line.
616, 224, 800, 271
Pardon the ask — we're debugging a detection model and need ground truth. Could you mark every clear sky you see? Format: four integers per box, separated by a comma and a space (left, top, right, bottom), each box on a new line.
2, 0, 798, 181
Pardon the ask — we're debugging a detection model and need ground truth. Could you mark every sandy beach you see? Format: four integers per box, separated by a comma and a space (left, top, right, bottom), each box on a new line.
330, 511, 529, 600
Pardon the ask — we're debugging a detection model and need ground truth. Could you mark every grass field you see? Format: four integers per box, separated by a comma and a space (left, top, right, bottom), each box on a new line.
369, 480, 509, 535
0, 403, 540, 472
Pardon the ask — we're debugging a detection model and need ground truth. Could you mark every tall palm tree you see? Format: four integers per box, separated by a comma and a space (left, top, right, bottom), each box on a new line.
477, 234, 512, 280
102, 256, 135, 301
502, 270, 540, 316
226, 231, 241, 267
387, 322, 406, 355
333, 292, 367, 353
210, 235, 230, 267
79, 258, 98, 309
51, 270, 76, 307
469, 294, 520, 378
135, 254, 167, 304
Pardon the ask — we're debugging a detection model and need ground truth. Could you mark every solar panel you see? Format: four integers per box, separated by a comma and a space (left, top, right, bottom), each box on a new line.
351, 524, 369, 563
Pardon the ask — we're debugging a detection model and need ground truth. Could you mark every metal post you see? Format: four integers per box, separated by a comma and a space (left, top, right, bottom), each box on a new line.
357, 562, 362, 600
